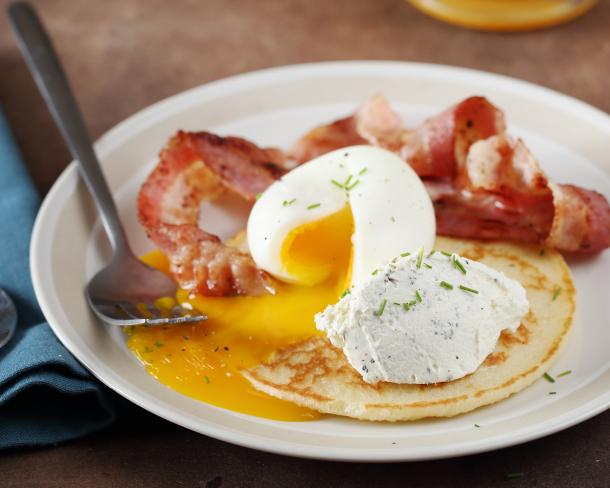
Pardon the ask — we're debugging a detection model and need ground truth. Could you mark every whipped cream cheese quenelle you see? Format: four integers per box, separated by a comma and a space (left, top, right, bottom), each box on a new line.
316, 251, 529, 384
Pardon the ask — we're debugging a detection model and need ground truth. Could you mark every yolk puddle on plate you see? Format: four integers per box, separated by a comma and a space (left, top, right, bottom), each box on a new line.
127, 206, 353, 421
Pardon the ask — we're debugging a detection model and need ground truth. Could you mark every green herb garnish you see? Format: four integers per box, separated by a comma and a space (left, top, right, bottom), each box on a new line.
552, 287, 561, 301
154, 340, 163, 348
459, 285, 479, 294
375, 299, 387, 317
441, 251, 452, 257
400, 252, 411, 257
415, 290, 422, 303
549, 391, 557, 395
452, 255, 467, 275
440, 281, 453, 290
390, 216, 396, 223
144, 346, 153, 353
359, 167, 368, 175
307, 203, 321, 210
255, 193, 262, 200
340, 289, 351, 298
505, 472, 524, 480
557, 370, 572, 378
204, 375, 210, 384
402, 302, 411, 311
416, 248, 424, 269
424, 263, 432, 269
331, 179, 344, 189
372, 269, 379, 276
346, 179, 360, 191
543, 372, 555, 383
474, 424, 480, 428
282, 198, 296, 207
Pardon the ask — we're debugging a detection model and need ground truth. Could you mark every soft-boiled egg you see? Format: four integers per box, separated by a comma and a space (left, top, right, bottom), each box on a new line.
248, 145, 436, 287
128, 145, 435, 422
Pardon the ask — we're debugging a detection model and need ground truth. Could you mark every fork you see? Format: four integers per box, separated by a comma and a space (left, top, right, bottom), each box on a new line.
8, 3, 206, 327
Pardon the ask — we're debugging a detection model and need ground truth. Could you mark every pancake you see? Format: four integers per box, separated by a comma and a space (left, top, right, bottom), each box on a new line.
243, 237, 575, 421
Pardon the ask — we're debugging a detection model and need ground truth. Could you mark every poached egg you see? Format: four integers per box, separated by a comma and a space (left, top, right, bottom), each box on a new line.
247, 145, 436, 288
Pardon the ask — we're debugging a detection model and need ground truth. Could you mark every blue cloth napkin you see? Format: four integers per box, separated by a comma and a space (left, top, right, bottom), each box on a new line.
0, 109, 119, 449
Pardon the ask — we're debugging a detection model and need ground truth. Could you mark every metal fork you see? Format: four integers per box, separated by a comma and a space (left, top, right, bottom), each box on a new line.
9, 3, 206, 327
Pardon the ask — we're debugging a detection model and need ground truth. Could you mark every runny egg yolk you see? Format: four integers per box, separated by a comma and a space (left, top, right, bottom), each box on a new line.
281, 205, 353, 286
127, 207, 354, 421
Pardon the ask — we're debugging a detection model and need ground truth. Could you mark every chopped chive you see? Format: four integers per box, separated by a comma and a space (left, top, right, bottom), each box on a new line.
416, 248, 424, 269
428, 250, 436, 257
400, 252, 411, 257
390, 216, 396, 223
375, 299, 387, 317
557, 370, 572, 378
402, 302, 410, 311
255, 193, 263, 200
393, 302, 401, 306
415, 290, 422, 303
282, 198, 296, 207
331, 179, 344, 189
424, 263, 432, 269
441, 251, 452, 257
372, 269, 379, 276
505, 472, 524, 480
452, 256, 467, 275
204, 375, 210, 384
549, 391, 557, 395
440, 281, 453, 290
344, 174, 353, 187
359, 167, 368, 175
552, 287, 561, 301
459, 285, 479, 294
154, 340, 163, 348
474, 424, 480, 428
144, 346, 153, 353
346, 179, 361, 191
543, 372, 555, 383
340, 289, 351, 298
307, 203, 321, 210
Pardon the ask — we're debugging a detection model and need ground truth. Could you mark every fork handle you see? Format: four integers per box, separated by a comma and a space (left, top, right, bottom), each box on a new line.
8, 2, 131, 255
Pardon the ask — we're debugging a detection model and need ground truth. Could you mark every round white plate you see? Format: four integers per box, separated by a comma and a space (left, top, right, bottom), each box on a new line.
31, 61, 610, 462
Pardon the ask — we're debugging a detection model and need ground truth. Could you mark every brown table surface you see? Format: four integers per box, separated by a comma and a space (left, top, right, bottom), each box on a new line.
0, 0, 609, 486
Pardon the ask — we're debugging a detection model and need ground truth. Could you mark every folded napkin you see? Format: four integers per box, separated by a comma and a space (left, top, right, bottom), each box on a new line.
0, 108, 119, 449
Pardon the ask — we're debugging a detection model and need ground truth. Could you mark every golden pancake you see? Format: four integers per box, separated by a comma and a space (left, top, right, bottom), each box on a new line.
243, 237, 575, 421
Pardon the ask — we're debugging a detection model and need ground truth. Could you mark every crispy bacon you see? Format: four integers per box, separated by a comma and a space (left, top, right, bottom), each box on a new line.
138, 131, 285, 296
291, 94, 506, 179
291, 96, 610, 254
291, 115, 366, 164
546, 184, 610, 253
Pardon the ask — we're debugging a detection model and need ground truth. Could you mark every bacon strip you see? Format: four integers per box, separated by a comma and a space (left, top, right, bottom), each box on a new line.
546, 184, 610, 252
138, 131, 285, 296
291, 94, 506, 179
291, 95, 610, 254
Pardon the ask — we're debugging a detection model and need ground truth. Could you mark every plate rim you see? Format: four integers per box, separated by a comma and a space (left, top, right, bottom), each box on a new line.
30, 60, 610, 462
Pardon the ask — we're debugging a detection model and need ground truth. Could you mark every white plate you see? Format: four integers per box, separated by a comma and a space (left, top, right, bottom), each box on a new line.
30, 61, 610, 462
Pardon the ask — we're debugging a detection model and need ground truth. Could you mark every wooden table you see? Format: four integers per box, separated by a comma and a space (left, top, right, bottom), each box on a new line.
0, 1, 608, 486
